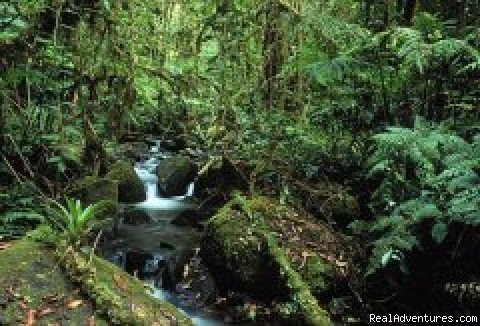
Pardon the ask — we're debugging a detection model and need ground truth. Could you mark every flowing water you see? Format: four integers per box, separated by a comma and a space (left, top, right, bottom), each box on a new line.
102, 143, 225, 325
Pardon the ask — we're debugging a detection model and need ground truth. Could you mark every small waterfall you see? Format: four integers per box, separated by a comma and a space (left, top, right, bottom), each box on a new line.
104, 141, 225, 326
186, 182, 195, 197
133, 153, 193, 210
146, 182, 158, 199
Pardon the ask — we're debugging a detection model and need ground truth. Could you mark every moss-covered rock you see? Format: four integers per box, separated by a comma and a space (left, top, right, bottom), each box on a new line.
195, 157, 248, 199
0, 227, 192, 325
107, 161, 146, 203
69, 176, 119, 219
156, 156, 197, 197
0, 230, 109, 325
201, 201, 280, 297
201, 195, 333, 325
60, 245, 193, 325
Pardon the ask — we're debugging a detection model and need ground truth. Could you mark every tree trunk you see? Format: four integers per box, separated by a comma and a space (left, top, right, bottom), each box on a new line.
263, 0, 284, 110
83, 78, 106, 174
365, 0, 372, 26
403, 0, 416, 25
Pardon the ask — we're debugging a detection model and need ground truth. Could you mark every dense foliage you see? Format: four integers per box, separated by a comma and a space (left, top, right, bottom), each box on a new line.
1, 0, 479, 322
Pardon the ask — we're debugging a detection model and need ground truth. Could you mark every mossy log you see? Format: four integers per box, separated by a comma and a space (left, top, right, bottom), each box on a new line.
201, 195, 333, 325
0, 231, 109, 325
58, 245, 193, 325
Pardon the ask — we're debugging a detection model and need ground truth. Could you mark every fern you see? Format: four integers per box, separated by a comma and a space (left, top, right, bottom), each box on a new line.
359, 119, 480, 274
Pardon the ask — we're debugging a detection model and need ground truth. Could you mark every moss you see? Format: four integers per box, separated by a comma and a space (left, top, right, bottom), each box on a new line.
69, 176, 119, 219
202, 195, 332, 325
0, 230, 109, 325
266, 235, 331, 326
58, 242, 192, 325
299, 255, 334, 299
202, 201, 277, 297
0, 228, 192, 325
156, 155, 197, 197
107, 161, 146, 203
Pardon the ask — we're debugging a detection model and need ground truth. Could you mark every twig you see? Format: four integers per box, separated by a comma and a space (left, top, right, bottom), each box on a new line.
451, 225, 468, 264
6, 133, 35, 178
89, 230, 103, 265
1, 154, 24, 185
1, 155, 52, 203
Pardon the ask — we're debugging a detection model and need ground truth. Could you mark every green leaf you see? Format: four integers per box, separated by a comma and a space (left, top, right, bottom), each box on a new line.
102, 0, 111, 11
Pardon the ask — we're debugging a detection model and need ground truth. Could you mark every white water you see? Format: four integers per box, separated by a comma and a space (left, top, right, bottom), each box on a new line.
126, 146, 224, 326
133, 156, 194, 210
146, 283, 225, 326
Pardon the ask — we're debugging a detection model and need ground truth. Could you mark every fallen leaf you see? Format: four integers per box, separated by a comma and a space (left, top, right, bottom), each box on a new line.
0, 242, 11, 250
113, 274, 127, 291
67, 299, 83, 309
25, 309, 36, 326
38, 307, 54, 317
42, 293, 64, 303
18, 301, 28, 310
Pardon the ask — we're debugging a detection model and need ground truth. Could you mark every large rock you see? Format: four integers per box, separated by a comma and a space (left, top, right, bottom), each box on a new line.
69, 176, 118, 219
194, 157, 248, 204
156, 156, 197, 197
201, 204, 279, 298
125, 248, 153, 277
201, 196, 332, 325
107, 161, 146, 203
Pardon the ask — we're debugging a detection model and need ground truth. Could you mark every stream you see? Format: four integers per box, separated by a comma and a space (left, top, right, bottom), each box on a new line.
101, 142, 226, 325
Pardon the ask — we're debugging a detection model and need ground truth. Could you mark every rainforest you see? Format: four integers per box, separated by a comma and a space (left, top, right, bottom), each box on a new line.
0, 0, 479, 325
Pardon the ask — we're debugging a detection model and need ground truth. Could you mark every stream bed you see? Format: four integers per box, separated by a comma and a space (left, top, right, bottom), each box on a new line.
100, 142, 226, 325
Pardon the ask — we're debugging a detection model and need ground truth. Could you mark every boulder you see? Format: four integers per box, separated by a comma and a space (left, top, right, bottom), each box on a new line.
107, 161, 146, 203
120, 209, 151, 226
160, 136, 186, 151
156, 156, 197, 197
201, 196, 335, 325
201, 200, 285, 299
152, 249, 194, 291
153, 258, 176, 291
194, 156, 248, 200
